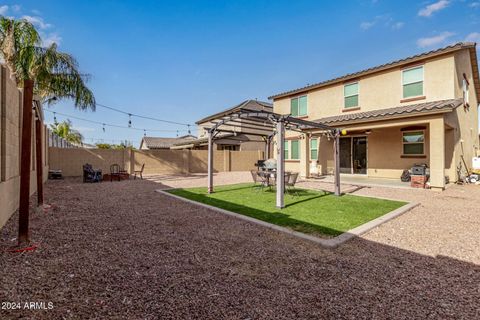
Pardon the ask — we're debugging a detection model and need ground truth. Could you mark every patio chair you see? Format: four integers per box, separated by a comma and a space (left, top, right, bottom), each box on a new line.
110, 164, 121, 182
250, 170, 266, 191
285, 172, 299, 196
134, 164, 145, 180
83, 163, 102, 183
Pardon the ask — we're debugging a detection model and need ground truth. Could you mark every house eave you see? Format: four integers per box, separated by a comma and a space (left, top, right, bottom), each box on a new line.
269, 42, 477, 101
307, 109, 454, 129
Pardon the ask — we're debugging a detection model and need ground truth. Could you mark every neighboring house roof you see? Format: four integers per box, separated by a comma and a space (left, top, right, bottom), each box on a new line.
172, 133, 235, 147
196, 99, 273, 124
313, 99, 463, 126
269, 42, 480, 101
141, 135, 196, 149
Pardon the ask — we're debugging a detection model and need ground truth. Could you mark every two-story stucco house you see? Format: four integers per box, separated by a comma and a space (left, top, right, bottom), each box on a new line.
269, 42, 480, 190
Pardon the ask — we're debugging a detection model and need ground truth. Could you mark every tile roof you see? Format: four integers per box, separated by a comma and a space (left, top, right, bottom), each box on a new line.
269, 42, 477, 100
172, 133, 234, 146
196, 99, 273, 124
141, 135, 196, 149
314, 99, 463, 126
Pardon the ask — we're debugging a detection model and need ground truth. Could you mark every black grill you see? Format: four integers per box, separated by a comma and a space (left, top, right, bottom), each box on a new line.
411, 164, 427, 175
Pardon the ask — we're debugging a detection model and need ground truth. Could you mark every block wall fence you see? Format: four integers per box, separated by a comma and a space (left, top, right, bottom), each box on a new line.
48, 148, 264, 177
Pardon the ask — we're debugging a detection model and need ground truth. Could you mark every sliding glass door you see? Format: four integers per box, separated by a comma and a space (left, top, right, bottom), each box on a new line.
339, 136, 367, 174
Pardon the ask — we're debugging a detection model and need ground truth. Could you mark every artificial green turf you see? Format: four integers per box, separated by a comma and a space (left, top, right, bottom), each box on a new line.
167, 183, 407, 238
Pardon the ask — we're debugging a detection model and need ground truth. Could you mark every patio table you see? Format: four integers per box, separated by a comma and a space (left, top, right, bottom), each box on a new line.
257, 171, 291, 189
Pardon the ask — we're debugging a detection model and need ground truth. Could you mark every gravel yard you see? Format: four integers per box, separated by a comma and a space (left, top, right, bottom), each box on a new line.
1, 173, 479, 319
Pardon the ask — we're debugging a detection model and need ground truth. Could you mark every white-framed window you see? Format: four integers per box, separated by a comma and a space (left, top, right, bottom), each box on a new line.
310, 138, 318, 160
402, 130, 425, 155
402, 66, 424, 98
290, 95, 307, 117
463, 74, 470, 107
284, 140, 300, 159
344, 82, 359, 108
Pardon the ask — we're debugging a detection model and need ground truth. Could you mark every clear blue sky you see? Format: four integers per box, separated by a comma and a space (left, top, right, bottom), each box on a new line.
3, 0, 479, 146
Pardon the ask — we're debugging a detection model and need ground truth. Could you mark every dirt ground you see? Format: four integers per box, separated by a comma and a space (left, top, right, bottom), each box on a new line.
0, 173, 479, 319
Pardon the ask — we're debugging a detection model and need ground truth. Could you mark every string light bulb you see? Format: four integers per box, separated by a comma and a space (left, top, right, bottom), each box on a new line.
102, 123, 105, 132
128, 114, 132, 128
53, 112, 58, 125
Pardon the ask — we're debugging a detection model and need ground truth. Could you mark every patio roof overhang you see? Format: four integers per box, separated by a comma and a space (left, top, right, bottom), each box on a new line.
205, 109, 341, 208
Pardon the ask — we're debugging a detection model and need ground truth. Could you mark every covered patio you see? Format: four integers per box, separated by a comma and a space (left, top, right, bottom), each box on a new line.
307, 99, 465, 191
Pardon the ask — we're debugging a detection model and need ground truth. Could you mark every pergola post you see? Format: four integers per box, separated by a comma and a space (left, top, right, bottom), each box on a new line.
333, 130, 341, 196
276, 120, 285, 208
265, 134, 274, 159
207, 130, 214, 194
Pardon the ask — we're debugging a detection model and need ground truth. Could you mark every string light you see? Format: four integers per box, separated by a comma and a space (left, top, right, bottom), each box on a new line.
144, 129, 146, 137
102, 123, 105, 132
95, 102, 192, 127
53, 112, 58, 125
44, 109, 193, 133
128, 114, 132, 128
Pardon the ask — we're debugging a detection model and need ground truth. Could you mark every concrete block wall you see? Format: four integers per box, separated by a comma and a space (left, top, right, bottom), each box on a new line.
0, 66, 48, 228
49, 148, 264, 177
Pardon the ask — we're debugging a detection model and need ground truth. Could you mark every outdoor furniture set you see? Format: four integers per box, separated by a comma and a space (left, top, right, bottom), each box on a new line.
250, 169, 299, 195
82, 163, 145, 182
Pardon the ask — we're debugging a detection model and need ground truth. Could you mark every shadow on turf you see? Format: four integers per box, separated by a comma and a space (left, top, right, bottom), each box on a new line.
169, 187, 342, 237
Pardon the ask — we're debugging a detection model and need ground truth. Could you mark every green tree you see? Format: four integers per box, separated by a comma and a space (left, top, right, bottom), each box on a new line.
0, 17, 95, 244
50, 119, 83, 144
0, 17, 95, 108
95, 143, 112, 149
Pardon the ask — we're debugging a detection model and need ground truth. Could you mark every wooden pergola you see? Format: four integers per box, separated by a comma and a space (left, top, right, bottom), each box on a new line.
205, 109, 341, 208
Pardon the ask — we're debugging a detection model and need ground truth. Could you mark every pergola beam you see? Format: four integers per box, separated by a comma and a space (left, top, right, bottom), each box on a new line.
221, 118, 275, 129
204, 128, 273, 138
209, 121, 274, 134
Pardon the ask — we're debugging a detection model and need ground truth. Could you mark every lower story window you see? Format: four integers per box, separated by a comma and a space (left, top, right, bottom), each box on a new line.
290, 140, 299, 160
284, 141, 289, 159
402, 131, 424, 155
310, 138, 318, 160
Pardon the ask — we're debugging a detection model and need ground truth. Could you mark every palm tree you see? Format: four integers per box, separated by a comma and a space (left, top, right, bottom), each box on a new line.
50, 119, 84, 144
0, 17, 95, 244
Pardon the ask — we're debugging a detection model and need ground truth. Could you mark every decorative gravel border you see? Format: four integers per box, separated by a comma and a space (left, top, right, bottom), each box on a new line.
156, 189, 419, 248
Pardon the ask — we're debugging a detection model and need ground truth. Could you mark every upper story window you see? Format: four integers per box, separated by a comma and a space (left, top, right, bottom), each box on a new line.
344, 82, 359, 108
463, 73, 470, 107
291, 95, 307, 117
402, 66, 424, 98
284, 141, 289, 159
402, 130, 424, 155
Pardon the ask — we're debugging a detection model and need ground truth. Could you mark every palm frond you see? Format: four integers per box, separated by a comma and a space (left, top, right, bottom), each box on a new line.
0, 17, 95, 110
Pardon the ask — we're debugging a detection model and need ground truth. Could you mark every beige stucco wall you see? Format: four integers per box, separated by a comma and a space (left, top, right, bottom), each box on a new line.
273, 53, 456, 119
449, 50, 480, 172
49, 148, 264, 176
0, 66, 48, 229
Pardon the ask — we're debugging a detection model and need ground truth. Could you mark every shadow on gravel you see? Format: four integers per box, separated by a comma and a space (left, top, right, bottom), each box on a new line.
0, 177, 479, 319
